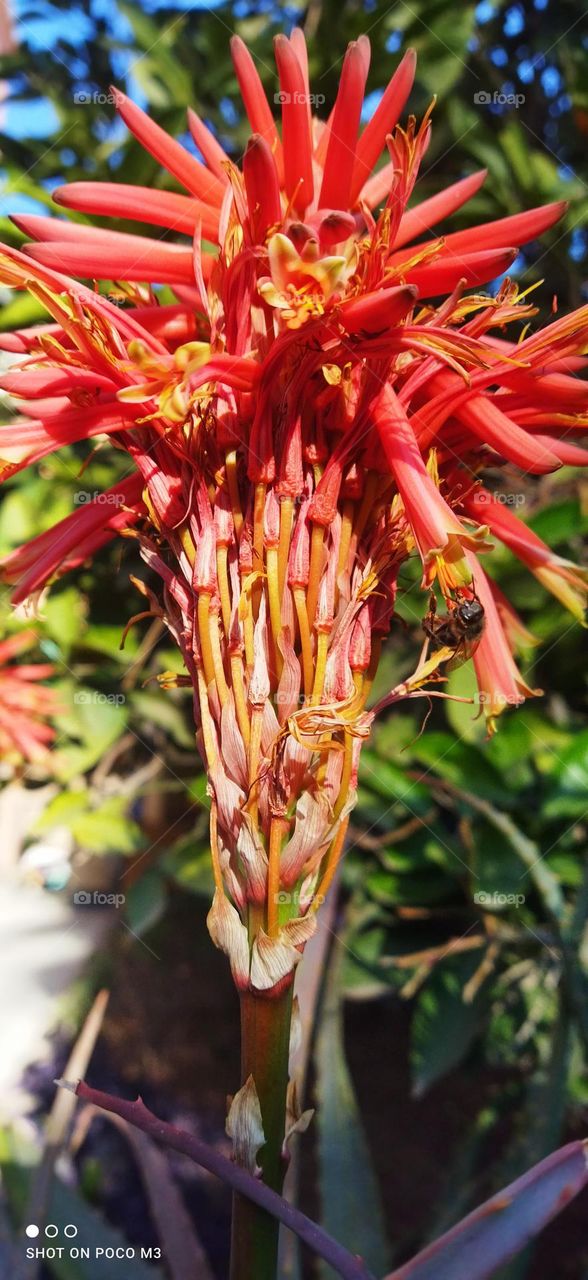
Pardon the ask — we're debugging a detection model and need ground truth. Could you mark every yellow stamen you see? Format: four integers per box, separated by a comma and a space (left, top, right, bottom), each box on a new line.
266, 545, 284, 679
209, 799, 224, 894
359, 638, 381, 707
337, 499, 354, 589
196, 664, 218, 768
277, 496, 294, 601
306, 522, 325, 625
216, 544, 232, 639
226, 449, 243, 539
210, 611, 230, 706
293, 587, 314, 697
197, 591, 217, 692
312, 816, 350, 910
252, 481, 266, 615
333, 732, 354, 820
247, 705, 264, 825
230, 652, 251, 747
178, 521, 196, 567
311, 630, 329, 706
267, 816, 287, 937
243, 606, 255, 670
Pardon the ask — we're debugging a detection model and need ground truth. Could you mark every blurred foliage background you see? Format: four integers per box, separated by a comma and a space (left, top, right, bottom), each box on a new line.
0, 0, 587, 1276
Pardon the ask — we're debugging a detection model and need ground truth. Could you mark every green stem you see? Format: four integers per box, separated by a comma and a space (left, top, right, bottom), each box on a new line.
230, 984, 293, 1280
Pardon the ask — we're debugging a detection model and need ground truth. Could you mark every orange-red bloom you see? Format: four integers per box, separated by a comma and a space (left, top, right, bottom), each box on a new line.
0, 32, 586, 986
0, 631, 59, 762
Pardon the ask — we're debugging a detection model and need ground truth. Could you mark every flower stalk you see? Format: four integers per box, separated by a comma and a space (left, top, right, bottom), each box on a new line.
231, 987, 294, 1280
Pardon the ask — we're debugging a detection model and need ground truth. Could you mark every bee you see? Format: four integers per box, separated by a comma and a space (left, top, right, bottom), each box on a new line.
423, 594, 486, 668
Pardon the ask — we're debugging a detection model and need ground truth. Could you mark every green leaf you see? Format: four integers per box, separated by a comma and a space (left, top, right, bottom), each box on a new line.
411, 734, 512, 806
473, 820, 531, 904
130, 690, 194, 749
360, 750, 432, 815
340, 921, 396, 1000
33, 790, 89, 834
528, 499, 588, 547
42, 588, 88, 657
366, 867, 454, 907
71, 797, 142, 855
315, 943, 391, 1276
411, 955, 487, 1096
54, 688, 128, 780
544, 731, 588, 818
125, 870, 167, 935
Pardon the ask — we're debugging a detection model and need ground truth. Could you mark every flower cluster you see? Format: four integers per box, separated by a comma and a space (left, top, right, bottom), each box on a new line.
0, 631, 58, 762
0, 34, 586, 991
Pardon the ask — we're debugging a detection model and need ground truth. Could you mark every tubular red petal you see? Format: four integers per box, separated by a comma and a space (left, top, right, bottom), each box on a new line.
350, 48, 417, 205
0, 366, 116, 397
0, 403, 138, 476
132, 303, 197, 344
465, 489, 562, 563
339, 282, 417, 334
439, 200, 567, 256
320, 42, 368, 212
360, 160, 395, 208
14, 213, 194, 253
531, 435, 588, 466
391, 201, 566, 274
230, 36, 284, 181
394, 169, 487, 249
243, 135, 282, 242
0, 231, 173, 358
15, 216, 213, 290
469, 557, 536, 724
403, 247, 517, 295
457, 396, 562, 474
186, 108, 231, 183
111, 88, 226, 206
274, 34, 314, 216
496, 368, 588, 409
372, 384, 474, 567
54, 181, 219, 242
289, 28, 310, 97
0, 323, 65, 352
356, 34, 372, 74
1, 474, 144, 601
24, 239, 202, 287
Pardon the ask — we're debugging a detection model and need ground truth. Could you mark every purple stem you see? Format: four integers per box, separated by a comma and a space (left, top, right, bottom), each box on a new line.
59, 1079, 376, 1280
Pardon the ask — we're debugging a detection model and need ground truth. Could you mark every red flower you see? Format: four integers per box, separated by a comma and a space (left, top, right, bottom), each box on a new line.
0, 32, 586, 985
0, 631, 59, 763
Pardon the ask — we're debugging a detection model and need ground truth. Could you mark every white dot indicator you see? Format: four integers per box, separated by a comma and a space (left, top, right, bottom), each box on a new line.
25, 1225, 39, 1239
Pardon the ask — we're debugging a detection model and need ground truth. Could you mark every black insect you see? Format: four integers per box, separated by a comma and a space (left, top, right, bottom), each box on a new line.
423, 595, 486, 667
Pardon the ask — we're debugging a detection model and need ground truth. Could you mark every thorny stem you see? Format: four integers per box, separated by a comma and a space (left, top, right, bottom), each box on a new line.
230, 986, 294, 1280
56, 1078, 376, 1280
